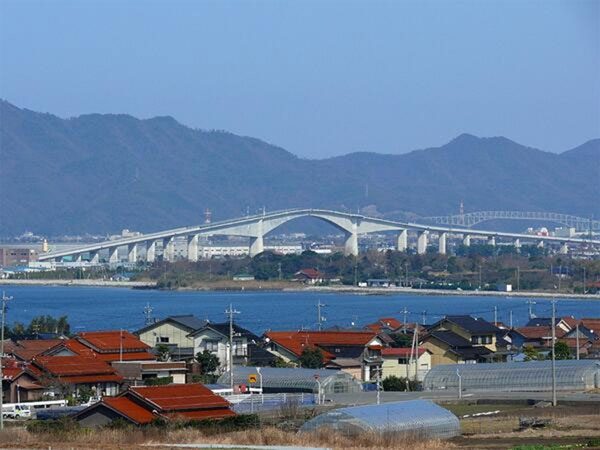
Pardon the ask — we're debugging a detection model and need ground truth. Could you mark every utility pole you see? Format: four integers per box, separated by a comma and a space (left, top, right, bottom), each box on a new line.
575, 322, 580, 360
1, 291, 13, 431
317, 301, 327, 331
551, 298, 557, 407
402, 307, 408, 333
225, 304, 240, 391
421, 311, 427, 326
527, 299, 536, 320
494, 306, 498, 326
119, 329, 124, 362
375, 367, 381, 405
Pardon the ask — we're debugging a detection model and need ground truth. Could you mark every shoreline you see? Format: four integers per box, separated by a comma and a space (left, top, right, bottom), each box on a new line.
1, 278, 598, 299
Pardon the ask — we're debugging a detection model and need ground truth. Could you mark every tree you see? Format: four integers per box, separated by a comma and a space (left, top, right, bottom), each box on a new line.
523, 345, 542, 361
196, 350, 220, 375
390, 333, 413, 348
299, 347, 324, 369
155, 344, 171, 362
382, 375, 419, 392
270, 356, 295, 368
554, 341, 571, 360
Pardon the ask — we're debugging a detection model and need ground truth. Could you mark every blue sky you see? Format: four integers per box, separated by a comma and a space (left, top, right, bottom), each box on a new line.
1, 0, 598, 157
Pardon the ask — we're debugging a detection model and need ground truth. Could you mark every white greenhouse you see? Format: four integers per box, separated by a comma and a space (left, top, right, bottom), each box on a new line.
299, 400, 460, 439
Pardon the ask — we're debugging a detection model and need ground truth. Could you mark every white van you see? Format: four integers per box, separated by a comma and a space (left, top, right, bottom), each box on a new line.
2, 404, 32, 419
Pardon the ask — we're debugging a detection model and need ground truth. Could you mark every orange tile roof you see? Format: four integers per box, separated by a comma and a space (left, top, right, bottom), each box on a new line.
31, 355, 123, 384
76, 331, 151, 353
516, 326, 567, 339
103, 396, 157, 425
48, 336, 154, 362
378, 318, 402, 329
560, 316, 578, 329
382, 347, 428, 357
167, 409, 236, 420
9, 339, 64, 361
2, 367, 24, 380
129, 384, 231, 411
266, 330, 378, 361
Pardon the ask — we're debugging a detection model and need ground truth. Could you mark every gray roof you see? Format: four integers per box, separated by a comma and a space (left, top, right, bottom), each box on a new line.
136, 315, 207, 335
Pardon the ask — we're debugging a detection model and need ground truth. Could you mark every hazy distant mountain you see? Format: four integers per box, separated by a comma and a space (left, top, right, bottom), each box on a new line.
1, 100, 598, 236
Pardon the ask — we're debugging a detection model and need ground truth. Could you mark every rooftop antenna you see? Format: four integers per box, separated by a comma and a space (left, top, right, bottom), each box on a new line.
143, 303, 154, 325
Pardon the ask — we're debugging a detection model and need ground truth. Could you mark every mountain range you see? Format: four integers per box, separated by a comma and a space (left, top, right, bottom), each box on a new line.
1, 100, 598, 236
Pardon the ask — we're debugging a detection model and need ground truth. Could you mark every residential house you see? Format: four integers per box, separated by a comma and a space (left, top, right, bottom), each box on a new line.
381, 347, 431, 381
45, 331, 155, 363
421, 315, 504, 365
111, 361, 187, 385
1, 358, 45, 403
293, 268, 326, 284
514, 326, 567, 349
525, 317, 577, 334
6, 339, 65, 362
75, 384, 235, 427
188, 321, 273, 370
29, 355, 123, 397
264, 330, 386, 381
136, 315, 208, 360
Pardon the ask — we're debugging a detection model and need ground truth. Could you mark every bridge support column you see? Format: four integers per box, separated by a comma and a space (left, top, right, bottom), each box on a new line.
417, 230, 429, 255
537, 240, 544, 249
249, 235, 264, 257
343, 232, 359, 256
74, 254, 82, 263
488, 236, 496, 247
463, 235, 471, 247
146, 241, 156, 263
162, 237, 174, 262
397, 230, 408, 252
514, 239, 521, 253
187, 235, 199, 262
128, 244, 137, 263
438, 232, 447, 255
109, 247, 120, 264
89, 251, 99, 264
559, 243, 569, 254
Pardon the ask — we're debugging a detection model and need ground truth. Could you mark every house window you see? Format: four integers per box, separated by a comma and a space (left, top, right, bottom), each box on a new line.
158, 337, 169, 343
233, 339, 246, 356
203, 340, 219, 352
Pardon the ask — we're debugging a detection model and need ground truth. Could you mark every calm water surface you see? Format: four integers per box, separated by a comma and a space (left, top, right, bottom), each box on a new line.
3, 286, 599, 334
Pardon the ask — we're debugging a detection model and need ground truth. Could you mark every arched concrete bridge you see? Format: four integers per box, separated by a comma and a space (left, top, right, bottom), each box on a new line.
38, 208, 600, 263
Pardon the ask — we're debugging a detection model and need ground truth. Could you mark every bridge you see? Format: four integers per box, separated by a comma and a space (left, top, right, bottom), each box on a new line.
422, 211, 600, 232
38, 208, 600, 263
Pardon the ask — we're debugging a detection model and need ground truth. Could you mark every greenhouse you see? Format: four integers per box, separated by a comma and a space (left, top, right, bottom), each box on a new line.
423, 360, 600, 392
299, 400, 460, 439
217, 366, 363, 394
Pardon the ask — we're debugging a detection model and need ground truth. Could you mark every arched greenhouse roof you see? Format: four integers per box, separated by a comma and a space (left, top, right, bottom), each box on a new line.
423, 360, 600, 392
300, 400, 459, 439
217, 366, 362, 393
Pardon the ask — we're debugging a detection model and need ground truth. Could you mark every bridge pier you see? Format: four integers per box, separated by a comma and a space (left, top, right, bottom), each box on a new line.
463, 235, 471, 247
397, 229, 408, 252
514, 239, 521, 253
128, 244, 137, 263
344, 232, 359, 256
249, 235, 264, 257
187, 234, 199, 262
146, 240, 156, 263
417, 230, 429, 255
74, 254, 82, 263
438, 232, 447, 255
537, 240, 544, 249
488, 236, 496, 247
162, 237, 174, 262
559, 243, 569, 254
109, 247, 120, 264
89, 251, 99, 264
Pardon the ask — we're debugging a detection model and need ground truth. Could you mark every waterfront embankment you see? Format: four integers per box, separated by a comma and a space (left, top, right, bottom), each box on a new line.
1, 278, 598, 299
